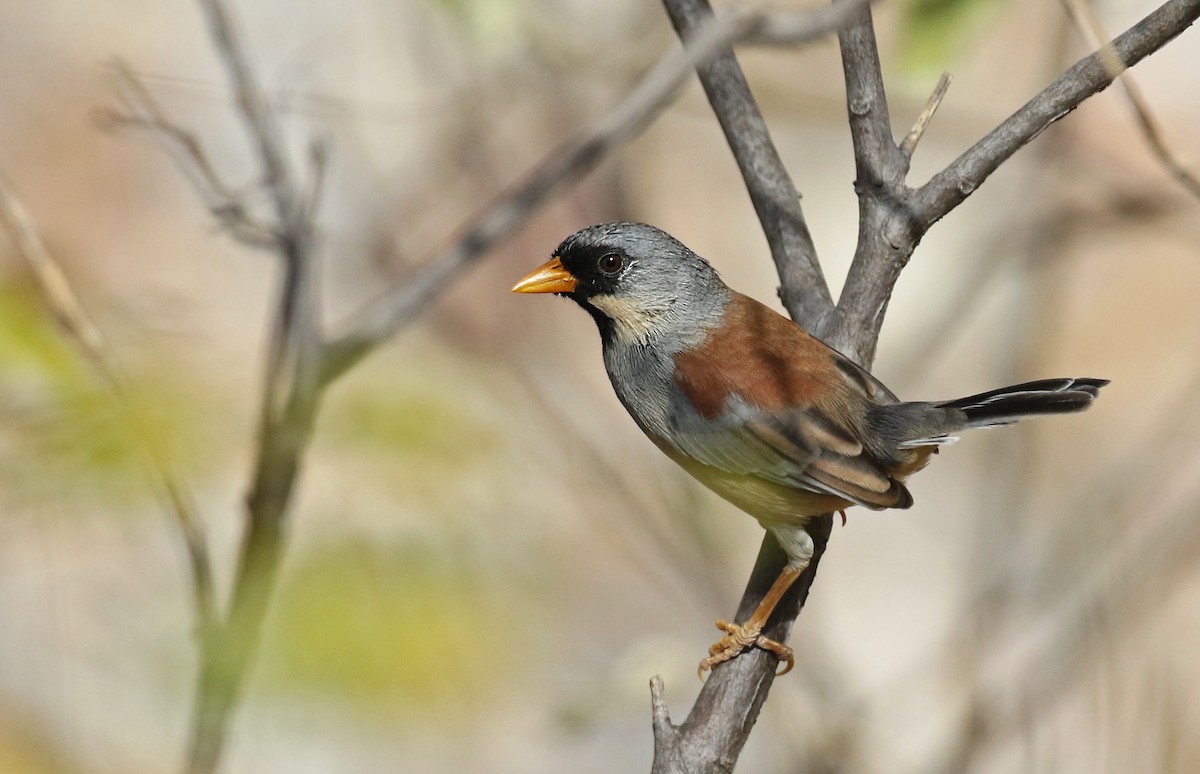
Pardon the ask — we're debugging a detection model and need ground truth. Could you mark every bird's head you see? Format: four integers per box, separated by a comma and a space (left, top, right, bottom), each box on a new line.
512, 222, 726, 344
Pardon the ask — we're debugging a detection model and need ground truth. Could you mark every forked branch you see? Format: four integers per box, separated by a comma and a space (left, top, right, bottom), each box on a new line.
649, 0, 1199, 771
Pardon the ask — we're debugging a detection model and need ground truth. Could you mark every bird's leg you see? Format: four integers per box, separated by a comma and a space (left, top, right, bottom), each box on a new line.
698, 561, 806, 678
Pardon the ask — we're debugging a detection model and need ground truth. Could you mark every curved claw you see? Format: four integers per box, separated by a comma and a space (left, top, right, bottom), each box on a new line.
697, 619, 795, 679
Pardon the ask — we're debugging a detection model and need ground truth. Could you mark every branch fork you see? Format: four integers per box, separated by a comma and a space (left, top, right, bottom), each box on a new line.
649, 0, 1199, 770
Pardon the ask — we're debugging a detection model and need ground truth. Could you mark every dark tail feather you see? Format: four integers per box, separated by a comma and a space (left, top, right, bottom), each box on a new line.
938, 377, 1109, 429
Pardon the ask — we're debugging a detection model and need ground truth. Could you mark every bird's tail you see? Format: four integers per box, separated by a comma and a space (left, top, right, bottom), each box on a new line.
936, 377, 1109, 429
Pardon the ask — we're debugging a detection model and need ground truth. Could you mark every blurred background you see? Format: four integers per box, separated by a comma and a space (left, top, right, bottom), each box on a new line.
1, 0, 1199, 772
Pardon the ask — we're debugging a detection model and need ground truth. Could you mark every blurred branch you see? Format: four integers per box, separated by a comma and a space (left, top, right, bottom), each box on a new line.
1060, 0, 1200, 201
929, 473, 1200, 774
194, 0, 300, 231
99, 60, 277, 249
0, 171, 216, 634
181, 1, 327, 772
318, 0, 865, 386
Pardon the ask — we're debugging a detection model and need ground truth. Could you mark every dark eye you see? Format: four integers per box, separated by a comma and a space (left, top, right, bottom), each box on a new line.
598, 252, 624, 276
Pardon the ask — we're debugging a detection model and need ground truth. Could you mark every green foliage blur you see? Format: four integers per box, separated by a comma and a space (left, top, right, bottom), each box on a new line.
0, 279, 210, 511
264, 538, 514, 716
900, 0, 1003, 72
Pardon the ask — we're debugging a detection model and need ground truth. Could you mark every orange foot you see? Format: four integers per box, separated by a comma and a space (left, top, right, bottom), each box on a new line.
697, 619, 794, 679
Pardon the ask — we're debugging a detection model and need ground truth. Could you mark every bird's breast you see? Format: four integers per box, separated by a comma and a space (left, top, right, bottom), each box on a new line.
602, 340, 678, 440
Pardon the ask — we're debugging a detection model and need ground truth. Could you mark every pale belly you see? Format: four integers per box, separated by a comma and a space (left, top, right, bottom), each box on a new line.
653, 437, 853, 528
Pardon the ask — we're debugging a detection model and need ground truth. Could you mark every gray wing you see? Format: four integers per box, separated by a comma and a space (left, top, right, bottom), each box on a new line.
663, 387, 912, 510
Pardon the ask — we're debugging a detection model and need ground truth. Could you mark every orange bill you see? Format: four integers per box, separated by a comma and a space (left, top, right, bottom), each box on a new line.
511, 257, 578, 294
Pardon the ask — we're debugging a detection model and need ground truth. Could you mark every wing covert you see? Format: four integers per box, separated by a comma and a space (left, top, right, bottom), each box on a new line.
664, 388, 912, 510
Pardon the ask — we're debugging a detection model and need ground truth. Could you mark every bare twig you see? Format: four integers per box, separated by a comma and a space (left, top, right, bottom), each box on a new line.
828, 0, 911, 363
837, 0, 904, 199
899, 71, 953, 159
182, 1, 327, 772
911, 0, 1200, 227
1059, 0, 1200, 200
662, 0, 838, 332
833, 0, 1200, 360
318, 1, 864, 385
300, 136, 330, 227
194, 0, 299, 230
649, 677, 685, 770
100, 61, 278, 248
0, 171, 216, 633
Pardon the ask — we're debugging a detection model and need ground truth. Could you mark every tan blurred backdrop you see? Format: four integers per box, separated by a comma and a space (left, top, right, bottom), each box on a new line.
1, 1, 1199, 773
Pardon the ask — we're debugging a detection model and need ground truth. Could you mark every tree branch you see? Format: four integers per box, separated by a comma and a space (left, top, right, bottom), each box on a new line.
661, 0, 836, 331
911, 0, 1200, 226
827, 0, 911, 363
194, 0, 299, 230
183, 1, 326, 772
651, 1, 850, 770
1060, 0, 1200, 201
651, 518, 832, 774
832, 0, 1199, 361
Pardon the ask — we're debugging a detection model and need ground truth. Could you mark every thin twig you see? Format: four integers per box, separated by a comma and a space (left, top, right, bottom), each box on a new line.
100, 61, 278, 248
833, 0, 1200, 358
183, 2, 327, 773
912, 0, 1200, 227
899, 71, 952, 159
1059, 0, 1200, 200
0, 171, 216, 633
301, 136, 331, 227
194, 0, 299, 230
649, 676, 675, 737
102, 60, 242, 202
663, 0, 840, 332
318, 1, 865, 386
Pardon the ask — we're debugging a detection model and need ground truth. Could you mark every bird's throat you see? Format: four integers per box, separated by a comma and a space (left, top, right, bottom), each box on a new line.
586, 293, 673, 346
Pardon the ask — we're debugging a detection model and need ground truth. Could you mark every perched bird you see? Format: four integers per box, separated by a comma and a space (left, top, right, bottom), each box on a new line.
512, 222, 1107, 676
